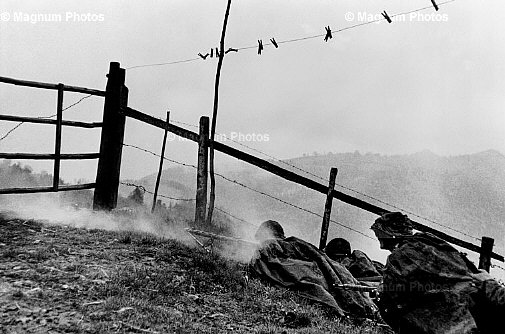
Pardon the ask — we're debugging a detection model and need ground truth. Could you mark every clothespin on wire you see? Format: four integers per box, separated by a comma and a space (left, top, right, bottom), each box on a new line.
324, 26, 332, 42
381, 11, 392, 23
198, 53, 210, 60
225, 47, 238, 54
431, 0, 439, 11
215, 47, 220, 58
270, 38, 279, 48
210, 48, 214, 58
257, 40, 263, 55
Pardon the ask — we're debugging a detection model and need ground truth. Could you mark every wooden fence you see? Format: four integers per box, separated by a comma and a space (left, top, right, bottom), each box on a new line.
1, 61, 503, 272
0, 75, 105, 194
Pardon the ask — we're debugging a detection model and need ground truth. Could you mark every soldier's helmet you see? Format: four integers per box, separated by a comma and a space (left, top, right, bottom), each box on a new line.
255, 220, 285, 242
325, 238, 351, 260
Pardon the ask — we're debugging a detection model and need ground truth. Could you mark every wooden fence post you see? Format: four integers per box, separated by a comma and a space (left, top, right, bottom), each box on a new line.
478, 236, 494, 272
152, 111, 170, 213
93, 62, 128, 211
319, 167, 338, 250
195, 116, 209, 226
53, 84, 64, 190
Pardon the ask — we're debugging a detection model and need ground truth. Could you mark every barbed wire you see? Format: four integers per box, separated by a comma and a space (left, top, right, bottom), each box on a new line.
0, 94, 94, 143
121, 177, 257, 229
170, 119, 481, 242
121, 173, 258, 227
212, 170, 376, 241
119, 181, 194, 202
123, 142, 374, 240
123, 143, 199, 170
171, 120, 199, 129
122, 141, 490, 243
214, 206, 259, 228
491, 263, 505, 272
125, 0, 456, 70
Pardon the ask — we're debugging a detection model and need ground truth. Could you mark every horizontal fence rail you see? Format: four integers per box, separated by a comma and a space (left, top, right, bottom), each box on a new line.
1, 73, 105, 194
121, 107, 199, 142
0, 76, 105, 97
0, 153, 100, 160
0, 183, 96, 195
0, 115, 102, 128
121, 105, 504, 262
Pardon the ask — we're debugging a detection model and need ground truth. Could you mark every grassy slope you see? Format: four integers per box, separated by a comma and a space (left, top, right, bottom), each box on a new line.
0, 216, 389, 334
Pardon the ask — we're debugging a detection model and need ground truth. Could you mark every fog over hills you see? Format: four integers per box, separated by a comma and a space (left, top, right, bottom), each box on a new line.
131, 149, 505, 273
2, 149, 504, 278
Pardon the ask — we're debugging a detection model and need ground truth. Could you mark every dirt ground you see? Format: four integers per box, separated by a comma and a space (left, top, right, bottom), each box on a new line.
0, 216, 138, 333
0, 213, 390, 334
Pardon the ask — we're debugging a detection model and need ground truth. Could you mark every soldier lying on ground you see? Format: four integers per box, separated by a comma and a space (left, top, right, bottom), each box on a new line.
249, 220, 386, 323
324, 237, 384, 279
371, 212, 505, 334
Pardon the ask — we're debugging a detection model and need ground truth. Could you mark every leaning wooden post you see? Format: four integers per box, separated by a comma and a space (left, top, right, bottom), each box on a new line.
478, 236, 494, 272
195, 116, 209, 226
152, 111, 170, 213
93, 62, 128, 211
319, 167, 338, 250
53, 83, 64, 191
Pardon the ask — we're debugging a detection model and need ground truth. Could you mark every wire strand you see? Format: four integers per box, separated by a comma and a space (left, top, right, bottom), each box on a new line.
214, 206, 259, 228
125, 57, 201, 70
125, 0, 457, 70
491, 263, 505, 272
123, 142, 374, 240
122, 139, 480, 243
212, 170, 376, 241
170, 119, 481, 242
120, 181, 194, 202
0, 94, 94, 143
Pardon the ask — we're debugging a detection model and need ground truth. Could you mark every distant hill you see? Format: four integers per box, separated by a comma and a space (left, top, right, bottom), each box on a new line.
0, 160, 92, 208
129, 150, 505, 268
2, 151, 505, 278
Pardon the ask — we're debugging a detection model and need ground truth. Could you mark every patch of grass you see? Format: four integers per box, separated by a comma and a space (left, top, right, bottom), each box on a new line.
64, 263, 87, 274
138, 233, 163, 246
117, 231, 132, 244
1, 248, 21, 259
31, 248, 51, 261
188, 250, 246, 291
1, 218, 391, 334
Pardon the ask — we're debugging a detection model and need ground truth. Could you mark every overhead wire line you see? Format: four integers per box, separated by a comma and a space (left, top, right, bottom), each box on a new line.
125, 57, 201, 70
125, 0, 457, 70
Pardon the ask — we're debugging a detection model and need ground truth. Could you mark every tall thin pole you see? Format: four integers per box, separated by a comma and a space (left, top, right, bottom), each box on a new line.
207, 0, 233, 224
152, 111, 170, 213
319, 168, 338, 250
195, 117, 209, 225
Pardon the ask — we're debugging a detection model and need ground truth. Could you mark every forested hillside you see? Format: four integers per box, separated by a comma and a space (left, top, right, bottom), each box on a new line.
132, 150, 505, 267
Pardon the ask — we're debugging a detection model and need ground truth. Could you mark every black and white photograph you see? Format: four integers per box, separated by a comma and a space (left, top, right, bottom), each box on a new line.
1, 1, 504, 333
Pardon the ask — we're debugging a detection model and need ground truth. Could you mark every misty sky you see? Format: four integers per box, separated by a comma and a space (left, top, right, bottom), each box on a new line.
1, 0, 505, 184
